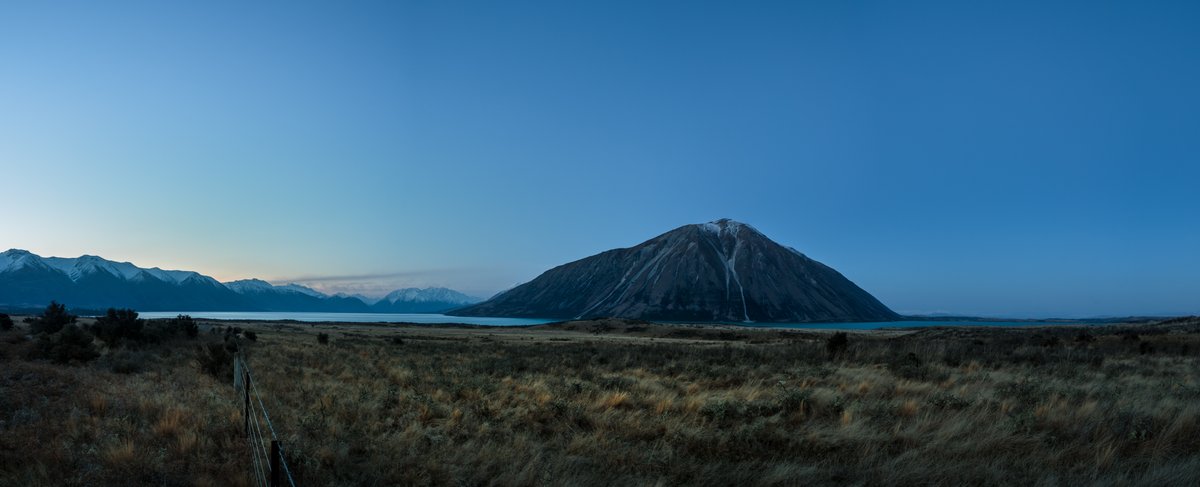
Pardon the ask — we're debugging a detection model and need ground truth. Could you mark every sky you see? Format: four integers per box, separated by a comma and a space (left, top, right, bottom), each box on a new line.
1, 1, 1198, 317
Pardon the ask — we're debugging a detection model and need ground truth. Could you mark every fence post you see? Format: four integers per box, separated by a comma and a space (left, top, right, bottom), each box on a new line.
243, 362, 250, 437
270, 440, 281, 487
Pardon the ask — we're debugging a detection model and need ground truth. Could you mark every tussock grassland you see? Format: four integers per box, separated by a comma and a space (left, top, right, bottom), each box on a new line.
3, 317, 1200, 486
0, 319, 246, 486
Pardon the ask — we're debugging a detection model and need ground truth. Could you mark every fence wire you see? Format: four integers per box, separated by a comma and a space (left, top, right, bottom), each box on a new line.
235, 356, 299, 487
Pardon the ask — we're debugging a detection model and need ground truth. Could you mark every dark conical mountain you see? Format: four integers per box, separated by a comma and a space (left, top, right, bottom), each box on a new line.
449, 219, 899, 323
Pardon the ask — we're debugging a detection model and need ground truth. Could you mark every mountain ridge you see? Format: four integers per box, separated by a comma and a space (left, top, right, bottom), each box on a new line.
0, 249, 478, 313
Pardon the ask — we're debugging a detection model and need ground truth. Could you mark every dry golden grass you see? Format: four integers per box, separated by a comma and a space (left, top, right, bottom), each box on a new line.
2, 317, 1200, 485
0, 320, 247, 486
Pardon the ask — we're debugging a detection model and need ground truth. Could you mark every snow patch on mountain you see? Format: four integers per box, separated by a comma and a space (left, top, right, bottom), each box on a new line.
0, 249, 40, 273
1, 249, 215, 285
382, 287, 479, 305
224, 279, 328, 297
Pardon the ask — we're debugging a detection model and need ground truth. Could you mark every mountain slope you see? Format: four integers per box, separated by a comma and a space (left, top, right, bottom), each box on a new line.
449, 219, 898, 323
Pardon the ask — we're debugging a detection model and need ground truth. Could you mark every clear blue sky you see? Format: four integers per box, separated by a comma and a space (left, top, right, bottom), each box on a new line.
2, 1, 1198, 317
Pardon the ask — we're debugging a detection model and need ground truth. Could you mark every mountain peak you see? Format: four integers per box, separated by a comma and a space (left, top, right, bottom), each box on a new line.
695, 218, 762, 237
224, 278, 272, 288
452, 220, 897, 323
372, 287, 480, 313
0, 249, 41, 273
382, 287, 478, 304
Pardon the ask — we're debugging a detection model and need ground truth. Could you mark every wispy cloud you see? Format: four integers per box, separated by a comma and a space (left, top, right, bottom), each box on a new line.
268, 270, 442, 284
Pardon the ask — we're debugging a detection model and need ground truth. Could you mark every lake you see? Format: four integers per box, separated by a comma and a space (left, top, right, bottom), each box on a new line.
135, 312, 1089, 329
136, 311, 554, 327
745, 320, 1089, 330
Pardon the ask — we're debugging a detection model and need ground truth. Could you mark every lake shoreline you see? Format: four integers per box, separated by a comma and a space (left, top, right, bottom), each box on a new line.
118, 311, 1180, 332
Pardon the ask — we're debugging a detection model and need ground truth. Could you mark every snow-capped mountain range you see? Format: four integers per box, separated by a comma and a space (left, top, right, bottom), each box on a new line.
0, 250, 220, 286
0, 249, 480, 313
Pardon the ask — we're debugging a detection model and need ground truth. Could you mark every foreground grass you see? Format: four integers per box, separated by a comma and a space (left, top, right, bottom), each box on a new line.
3, 317, 1200, 485
0, 321, 246, 486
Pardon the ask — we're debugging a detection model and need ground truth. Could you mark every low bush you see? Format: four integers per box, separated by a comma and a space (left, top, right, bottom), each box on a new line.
174, 315, 199, 338
889, 352, 928, 380
27, 325, 99, 364
196, 342, 234, 378
26, 301, 77, 335
140, 315, 200, 342
91, 308, 144, 346
826, 332, 848, 360
0, 313, 13, 331
318, 333, 329, 345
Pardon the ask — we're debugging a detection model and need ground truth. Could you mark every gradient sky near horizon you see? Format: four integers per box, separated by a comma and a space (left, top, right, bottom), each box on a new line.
2, 1, 1198, 317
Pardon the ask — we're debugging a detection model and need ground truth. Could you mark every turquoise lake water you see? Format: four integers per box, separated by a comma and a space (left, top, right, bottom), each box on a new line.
136, 311, 553, 326
136, 312, 1086, 329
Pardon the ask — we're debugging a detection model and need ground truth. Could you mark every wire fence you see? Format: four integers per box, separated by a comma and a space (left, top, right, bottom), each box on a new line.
234, 356, 298, 487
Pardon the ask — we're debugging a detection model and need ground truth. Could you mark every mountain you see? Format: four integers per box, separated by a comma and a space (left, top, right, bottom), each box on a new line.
0, 249, 248, 311
371, 287, 481, 313
222, 279, 371, 312
0, 249, 477, 314
449, 219, 899, 323
333, 292, 379, 305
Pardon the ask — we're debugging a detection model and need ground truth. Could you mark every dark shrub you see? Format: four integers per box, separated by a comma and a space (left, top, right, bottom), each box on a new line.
141, 321, 178, 343
91, 308, 144, 346
244, 331, 257, 341
197, 342, 234, 378
318, 333, 329, 345
147, 315, 199, 340
27, 301, 77, 335
176, 315, 198, 338
28, 325, 99, 364
826, 332, 849, 360
890, 352, 928, 380
0, 313, 13, 331
1139, 341, 1155, 355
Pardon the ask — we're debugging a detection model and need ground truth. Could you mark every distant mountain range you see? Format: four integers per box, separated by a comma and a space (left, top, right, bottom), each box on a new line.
373, 287, 479, 313
451, 219, 898, 323
0, 249, 480, 313
2, 218, 897, 322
